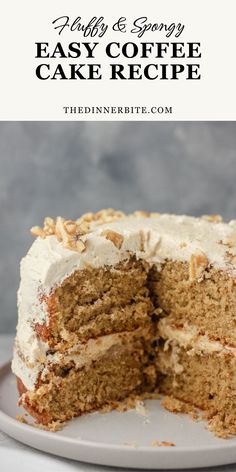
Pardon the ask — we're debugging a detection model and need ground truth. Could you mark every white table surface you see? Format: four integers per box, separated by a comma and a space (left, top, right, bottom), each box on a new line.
1, 335, 236, 472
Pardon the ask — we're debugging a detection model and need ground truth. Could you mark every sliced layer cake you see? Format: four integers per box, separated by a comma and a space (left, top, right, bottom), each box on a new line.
12, 209, 236, 436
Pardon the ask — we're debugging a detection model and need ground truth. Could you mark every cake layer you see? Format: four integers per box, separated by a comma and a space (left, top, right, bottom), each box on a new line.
46, 258, 153, 347
157, 320, 236, 436
158, 345, 236, 437
152, 260, 236, 346
18, 327, 157, 425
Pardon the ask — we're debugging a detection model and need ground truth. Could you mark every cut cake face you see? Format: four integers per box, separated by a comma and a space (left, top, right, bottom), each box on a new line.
12, 209, 236, 436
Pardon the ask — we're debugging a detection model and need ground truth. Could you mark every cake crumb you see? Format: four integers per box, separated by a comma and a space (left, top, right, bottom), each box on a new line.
35, 420, 65, 432
102, 392, 159, 415
206, 413, 232, 439
151, 440, 176, 447
162, 395, 200, 421
16, 414, 30, 425
135, 400, 148, 417
16, 414, 64, 432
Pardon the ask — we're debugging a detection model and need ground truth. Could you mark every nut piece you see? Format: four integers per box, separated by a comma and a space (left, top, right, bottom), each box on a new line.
101, 230, 124, 249
54, 217, 86, 252
76, 212, 94, 224
43, 217, 55, 235
201, 214, 222, 223
76, 209, 125, 226
74, 239, 86, 253
64, 220, 77, 234
151, 440, 175, 447
30, 226, 46, 238
133, 210, 150, 218
95, 209, 125, 225
55, 217, 69, 244
189, 252, 209, 281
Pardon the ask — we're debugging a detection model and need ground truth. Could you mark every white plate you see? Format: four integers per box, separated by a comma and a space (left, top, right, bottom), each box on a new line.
1, 362, 236, 469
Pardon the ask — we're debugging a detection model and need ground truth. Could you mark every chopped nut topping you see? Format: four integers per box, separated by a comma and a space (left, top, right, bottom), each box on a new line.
101, 230, 124, 249
189, 252, 209, 281
43, 217, 55, 235
30, 226, 46, 238
133, 210, 150, 218
201, 214, 223, 223
95, 209, 125, 225
54, 217, 87, 252
30, 208, 158, 252
75, 239, 86, 252
77, 212, 94, 223
55, 217, 69, 244
77, 208, 126, 226
31, 216, 87, 253
64, 220, 77, 234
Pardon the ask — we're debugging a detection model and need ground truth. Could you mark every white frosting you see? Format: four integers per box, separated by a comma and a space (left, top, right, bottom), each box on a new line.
12, 213, 236, 390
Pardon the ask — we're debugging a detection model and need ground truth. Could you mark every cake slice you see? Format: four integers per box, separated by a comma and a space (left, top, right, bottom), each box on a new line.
12, 209, 236, 436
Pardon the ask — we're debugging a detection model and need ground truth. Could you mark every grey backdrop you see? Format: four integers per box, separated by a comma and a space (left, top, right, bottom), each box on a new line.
1, 121, 236, 333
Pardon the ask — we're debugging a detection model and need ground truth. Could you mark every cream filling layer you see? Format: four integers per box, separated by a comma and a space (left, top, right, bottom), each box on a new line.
46, 328, 143, 371
12, 327, 147, 391
158, 318, 236, 356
